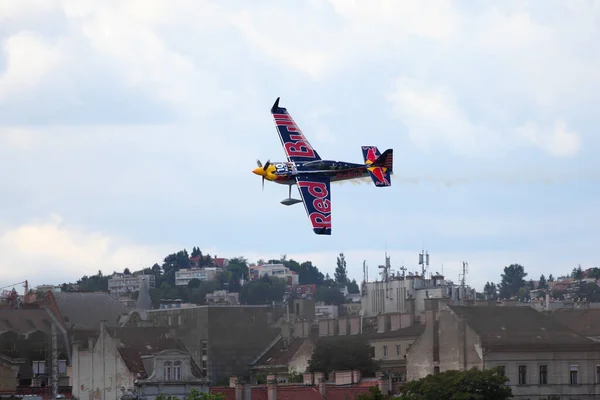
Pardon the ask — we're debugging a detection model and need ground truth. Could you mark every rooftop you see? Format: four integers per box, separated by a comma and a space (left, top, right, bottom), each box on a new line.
253, 337, 309, 367
47, 291, 131, 330
0, 308, 52, 335
107, 326, 202, 378
551, 308, 600, 337
449, 305, 597, 348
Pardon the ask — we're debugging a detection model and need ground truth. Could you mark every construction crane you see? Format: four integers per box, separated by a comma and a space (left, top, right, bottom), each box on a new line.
0, 280, 28, 308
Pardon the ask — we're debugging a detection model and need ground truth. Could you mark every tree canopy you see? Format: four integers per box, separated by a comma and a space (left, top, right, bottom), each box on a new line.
61, 248, 362, 308
398, 368, 512, 400
498, 264, 528, 299
307, 335, 379, 379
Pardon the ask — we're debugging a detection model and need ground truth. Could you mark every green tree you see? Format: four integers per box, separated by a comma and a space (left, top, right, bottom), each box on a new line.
347, 279, 360, 294
572, 265, 584, 283
548, 274, 555, 282
240, 276, 286, 305
308, 335, 379, 379
335, 253, 348, 284
357, 386, 387, 400
588, 267, 600, 279
538, 274, 548, 290
191, 247, 202, 257
77, 271, 109, 292
483, 282, 497, 299
498, 264, 527, 299
398, 367, 512, 400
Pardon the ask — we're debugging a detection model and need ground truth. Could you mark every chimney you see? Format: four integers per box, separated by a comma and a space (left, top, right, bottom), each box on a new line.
267, 378, 277, 400
235, 381, 243, 400
318, 378, 326, 397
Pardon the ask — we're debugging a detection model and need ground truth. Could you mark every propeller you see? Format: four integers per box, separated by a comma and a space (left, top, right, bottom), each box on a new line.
256, 159, 271, 191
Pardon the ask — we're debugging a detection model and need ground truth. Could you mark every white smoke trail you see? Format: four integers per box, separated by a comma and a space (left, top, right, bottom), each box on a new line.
332, 172, 600, 187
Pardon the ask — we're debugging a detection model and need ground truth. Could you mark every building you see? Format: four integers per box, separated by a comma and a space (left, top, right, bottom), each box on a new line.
206, 290, 240, 305
249, 264, 299, 285
35, 285, 61, 293
175, 268, 218, 286
71, 325, 208, 400
108, 273, 155, 297
249, 336, 316, 377
366, 323, 424, 389
361, 273, 476, 319
210, 373, 377, 400
285, 284, 316, 299
0, 307, 71, 397
407, 299, 600, 399
135, 348, 209, 400
132, 305, 283, 385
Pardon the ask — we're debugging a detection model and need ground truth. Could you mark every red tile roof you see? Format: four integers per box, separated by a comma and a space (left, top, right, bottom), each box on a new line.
214, 258, 227, 267
209, 384, 375, 400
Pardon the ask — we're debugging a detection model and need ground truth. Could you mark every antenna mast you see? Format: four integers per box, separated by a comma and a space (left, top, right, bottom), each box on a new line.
379, 251, 391, 282
418, 250, 429, 277
363, 260, 368, 283
460, 261, 468, 288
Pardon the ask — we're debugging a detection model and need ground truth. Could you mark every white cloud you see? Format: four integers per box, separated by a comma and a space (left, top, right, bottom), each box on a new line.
0, 214, 171, 287
516, 119, 581, 157
0, 31, 63, 101
387, 77, 582, 157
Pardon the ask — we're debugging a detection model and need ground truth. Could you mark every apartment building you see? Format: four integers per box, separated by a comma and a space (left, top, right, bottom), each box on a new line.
249, 264, 299, 285
108, 273, 155, 297
175, 268, 218, 286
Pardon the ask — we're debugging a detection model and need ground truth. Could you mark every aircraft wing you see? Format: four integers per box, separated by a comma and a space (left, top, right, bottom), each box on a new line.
271, 97, 322, 163
295, 175, 332, 235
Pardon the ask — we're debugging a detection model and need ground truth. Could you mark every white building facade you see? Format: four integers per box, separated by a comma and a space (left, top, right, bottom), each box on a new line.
108, 274, 155, 297
175, 268, 218, 286
249, 264, 299, 285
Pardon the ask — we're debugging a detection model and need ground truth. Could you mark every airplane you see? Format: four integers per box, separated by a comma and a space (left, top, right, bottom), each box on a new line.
252, 97, 393, 235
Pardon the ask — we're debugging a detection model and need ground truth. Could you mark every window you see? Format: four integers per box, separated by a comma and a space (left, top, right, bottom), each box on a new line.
32, 361, 45, 375
496, 366, 506, 377
173, 361, 181, 381
201, 360, 207, 376
164, 361, 172, 380
370, 346, 375, 358
59, 360, 67, 377
518, 365, 527, 385
434, 366, 440, 375
539, 365, 548, 385
383, 345, 388, 357
201, 340, 208, 357
396, 344, 401, 356
570, 365, 579, 385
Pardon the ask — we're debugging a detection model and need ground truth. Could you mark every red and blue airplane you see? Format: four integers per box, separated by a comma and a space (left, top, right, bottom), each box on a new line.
253, 97, 393, 235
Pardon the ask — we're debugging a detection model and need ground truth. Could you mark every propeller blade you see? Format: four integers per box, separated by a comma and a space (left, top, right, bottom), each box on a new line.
263, 160, 270, 171
262, 176, 265, 191
256, 159, 263, 168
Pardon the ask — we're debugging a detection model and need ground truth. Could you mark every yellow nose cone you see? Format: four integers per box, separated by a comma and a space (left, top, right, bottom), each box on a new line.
252, 167, 264, 176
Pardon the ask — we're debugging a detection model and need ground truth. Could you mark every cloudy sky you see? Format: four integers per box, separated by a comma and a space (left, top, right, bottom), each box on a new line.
1, 0, 599, 292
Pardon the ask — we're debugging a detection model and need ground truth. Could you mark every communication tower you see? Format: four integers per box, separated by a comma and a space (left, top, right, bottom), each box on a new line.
418, 250, 429, 277
363, 260, 368, 283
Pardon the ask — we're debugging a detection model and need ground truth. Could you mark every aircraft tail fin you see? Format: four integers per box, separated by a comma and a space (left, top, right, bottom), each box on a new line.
361, 146, 392, 187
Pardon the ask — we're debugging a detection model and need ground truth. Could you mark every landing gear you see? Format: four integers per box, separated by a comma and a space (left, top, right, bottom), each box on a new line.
281, 184, 302, 206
